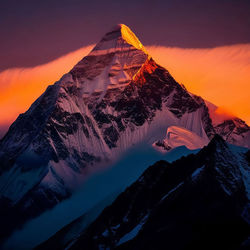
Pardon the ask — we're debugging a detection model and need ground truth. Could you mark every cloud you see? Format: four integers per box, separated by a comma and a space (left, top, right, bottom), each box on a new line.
148, 44, 250, 125
0, 43, 249, 138
0, 45, 93, 138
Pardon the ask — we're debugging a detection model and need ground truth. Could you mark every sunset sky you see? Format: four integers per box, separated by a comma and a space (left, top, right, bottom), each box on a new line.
0, 0, 250, 137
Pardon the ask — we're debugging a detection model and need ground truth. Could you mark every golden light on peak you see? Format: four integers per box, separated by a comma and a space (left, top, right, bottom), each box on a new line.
120, 24, 148, 54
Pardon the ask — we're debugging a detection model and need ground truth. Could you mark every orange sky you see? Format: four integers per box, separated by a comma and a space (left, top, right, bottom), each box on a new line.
149, 44, 250, 124
0, 44, 249, 137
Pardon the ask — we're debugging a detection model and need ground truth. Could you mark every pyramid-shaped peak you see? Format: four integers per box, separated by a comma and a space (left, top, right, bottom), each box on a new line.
70, 24, 149, 95
90, 24, 148, 55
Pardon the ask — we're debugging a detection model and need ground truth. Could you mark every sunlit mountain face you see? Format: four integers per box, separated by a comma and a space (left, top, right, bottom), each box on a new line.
0, 22, 249, 250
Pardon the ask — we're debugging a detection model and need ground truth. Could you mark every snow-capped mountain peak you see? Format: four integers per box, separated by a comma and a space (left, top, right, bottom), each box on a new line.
90, 24, 148, 55
0, 24, 249, 245
68, 24, 149, 99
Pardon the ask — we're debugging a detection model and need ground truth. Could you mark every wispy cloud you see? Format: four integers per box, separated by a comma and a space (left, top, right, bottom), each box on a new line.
148, 44, 250, 125
0, 43, 249, 137
0, 45, 93, 137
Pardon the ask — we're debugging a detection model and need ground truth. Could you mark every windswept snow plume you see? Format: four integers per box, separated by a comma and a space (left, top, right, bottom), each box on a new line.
153, 126, 209, 152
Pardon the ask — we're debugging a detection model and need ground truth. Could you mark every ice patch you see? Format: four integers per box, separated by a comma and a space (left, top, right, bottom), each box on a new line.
191, 165, 205, 181
117, 214, 148, 246
161, 182, 184, 202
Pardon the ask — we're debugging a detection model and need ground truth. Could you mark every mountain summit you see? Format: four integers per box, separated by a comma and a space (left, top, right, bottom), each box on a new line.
0, 24, 249, 243
91, 24, 148, 54
70, 24, 149, 96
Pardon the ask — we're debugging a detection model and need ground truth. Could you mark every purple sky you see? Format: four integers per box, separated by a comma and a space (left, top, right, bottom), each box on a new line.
1, 0, 250, 71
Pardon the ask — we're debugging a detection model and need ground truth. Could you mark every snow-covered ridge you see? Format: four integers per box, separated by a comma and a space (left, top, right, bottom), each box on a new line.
205, 100, 250, 148
120, 24, 148, 54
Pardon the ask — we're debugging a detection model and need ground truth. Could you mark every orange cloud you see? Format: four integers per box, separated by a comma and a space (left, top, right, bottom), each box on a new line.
0, 43, 249, 138
0, 45, 93, 137
148, 44, 250, 125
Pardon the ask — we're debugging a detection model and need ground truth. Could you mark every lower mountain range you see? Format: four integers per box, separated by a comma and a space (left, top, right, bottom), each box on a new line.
37, 135, 250, 250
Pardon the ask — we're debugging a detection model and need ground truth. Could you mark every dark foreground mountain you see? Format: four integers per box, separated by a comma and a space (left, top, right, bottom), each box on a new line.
38, 135, 250, 250
0, 24, 249, 244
